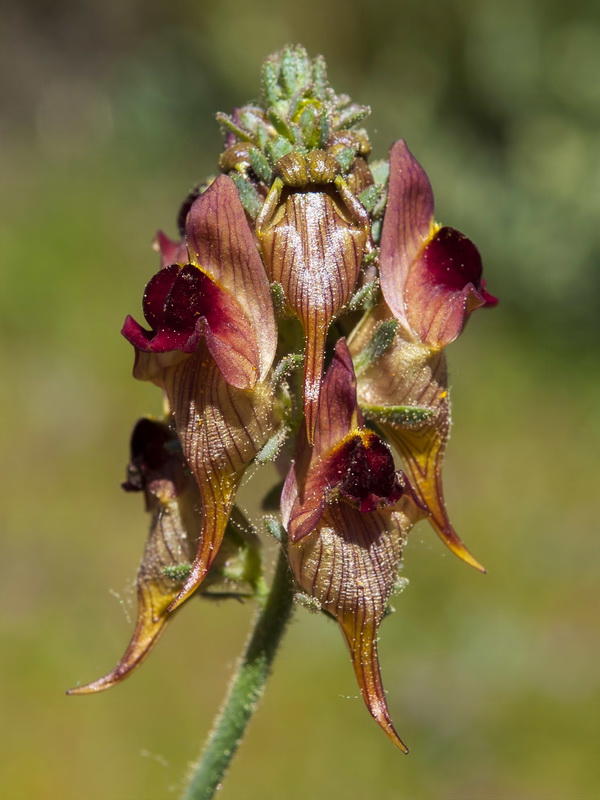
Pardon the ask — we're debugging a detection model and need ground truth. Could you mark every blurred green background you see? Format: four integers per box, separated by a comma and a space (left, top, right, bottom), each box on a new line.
2, 0, 599, 798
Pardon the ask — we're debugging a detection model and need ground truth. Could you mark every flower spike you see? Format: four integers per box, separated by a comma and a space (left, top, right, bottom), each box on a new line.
71, 47, 497, 771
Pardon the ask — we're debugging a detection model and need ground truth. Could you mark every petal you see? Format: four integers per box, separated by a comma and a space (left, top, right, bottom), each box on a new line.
284, 339, 410, 541
379, 140, 435, 334
287, 432, 408, 542
159, 343, 275, 611
124, 263, 261, 389
121, 314, 180, 352
258, 189, 368, 442
380, 141, 497, 348
405, 226, 498, 348
165, 266, 260, 388
152, 230, 188, 268
349, 310, 485, 572
336, 433, 405, 512
287, 499, 421, 751
185, 175, 277, 380
282, 338, 361, 538
67, 419, 201, 694
143, 264, 181, 328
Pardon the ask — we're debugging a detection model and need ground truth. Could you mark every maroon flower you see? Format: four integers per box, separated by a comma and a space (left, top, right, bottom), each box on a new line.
257, 151, 371, 442
122, 175, 278, 611
348, 140, 497, 571
68, 418, 263, 695
283, 340, 425, 751
123, 174, 277, 390
350, 308, 486, 571
379, 140, 497, 349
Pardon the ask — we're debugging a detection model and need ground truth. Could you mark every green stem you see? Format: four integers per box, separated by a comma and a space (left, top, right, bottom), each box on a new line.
181, 548, 294, 800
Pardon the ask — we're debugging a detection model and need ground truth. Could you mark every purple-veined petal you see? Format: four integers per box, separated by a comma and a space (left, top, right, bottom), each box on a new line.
159, 343, 275, 611
281, 338, 361, 532
185, 175, 276, 381
285, 338, 412, 538
405, 226, 499, 348
379, 139, 435, 334
283, 338, 361, 538
349, 308, 485, 572
380, 140, 497, 348
258, 189, 368, 442
67, 418, 201, 694
123, 263, 261, 389
287, 431, 408, 542
287, 498, 423, 751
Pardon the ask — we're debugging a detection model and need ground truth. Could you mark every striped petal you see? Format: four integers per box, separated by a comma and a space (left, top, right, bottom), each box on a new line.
67, 418, 201, 694
349, 307, 485, 572
287, 492, 420, 751
380, 140, 496, 349
123, 175, 277, 390
161, 343, 275, 611
258, 189, 368, 442
186, 175, 277, 381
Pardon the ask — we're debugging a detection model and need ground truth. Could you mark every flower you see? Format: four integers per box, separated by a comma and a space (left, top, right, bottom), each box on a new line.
283, 340, 425, 751
68, 418, 262, 695
123, 174, 276, 390
379, 140, 497, 350
124, 175, 278, 611
257, 150, 371, 443
349, 141, 497, 570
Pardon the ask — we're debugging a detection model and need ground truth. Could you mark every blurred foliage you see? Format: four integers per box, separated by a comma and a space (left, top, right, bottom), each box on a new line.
1, 1, 599, 798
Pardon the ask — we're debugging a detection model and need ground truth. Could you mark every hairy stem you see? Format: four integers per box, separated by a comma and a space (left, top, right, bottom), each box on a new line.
181, 548, 294, 800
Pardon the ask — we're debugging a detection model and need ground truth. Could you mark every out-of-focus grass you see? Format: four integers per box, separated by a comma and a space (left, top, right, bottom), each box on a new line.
1, 137, 599, 800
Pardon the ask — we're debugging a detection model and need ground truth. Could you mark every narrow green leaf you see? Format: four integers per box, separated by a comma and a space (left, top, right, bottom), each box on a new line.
353, 319, 398, 375
163, 564, 192, 582
255, 424, 289, 464
346, 279, 380, 311
263, 516, 286, 543
249, 148, 273, 184
229, 174, 262, 218
360, 403, 435, 426
215, 112, 254, 143
271, 352, 304, 388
